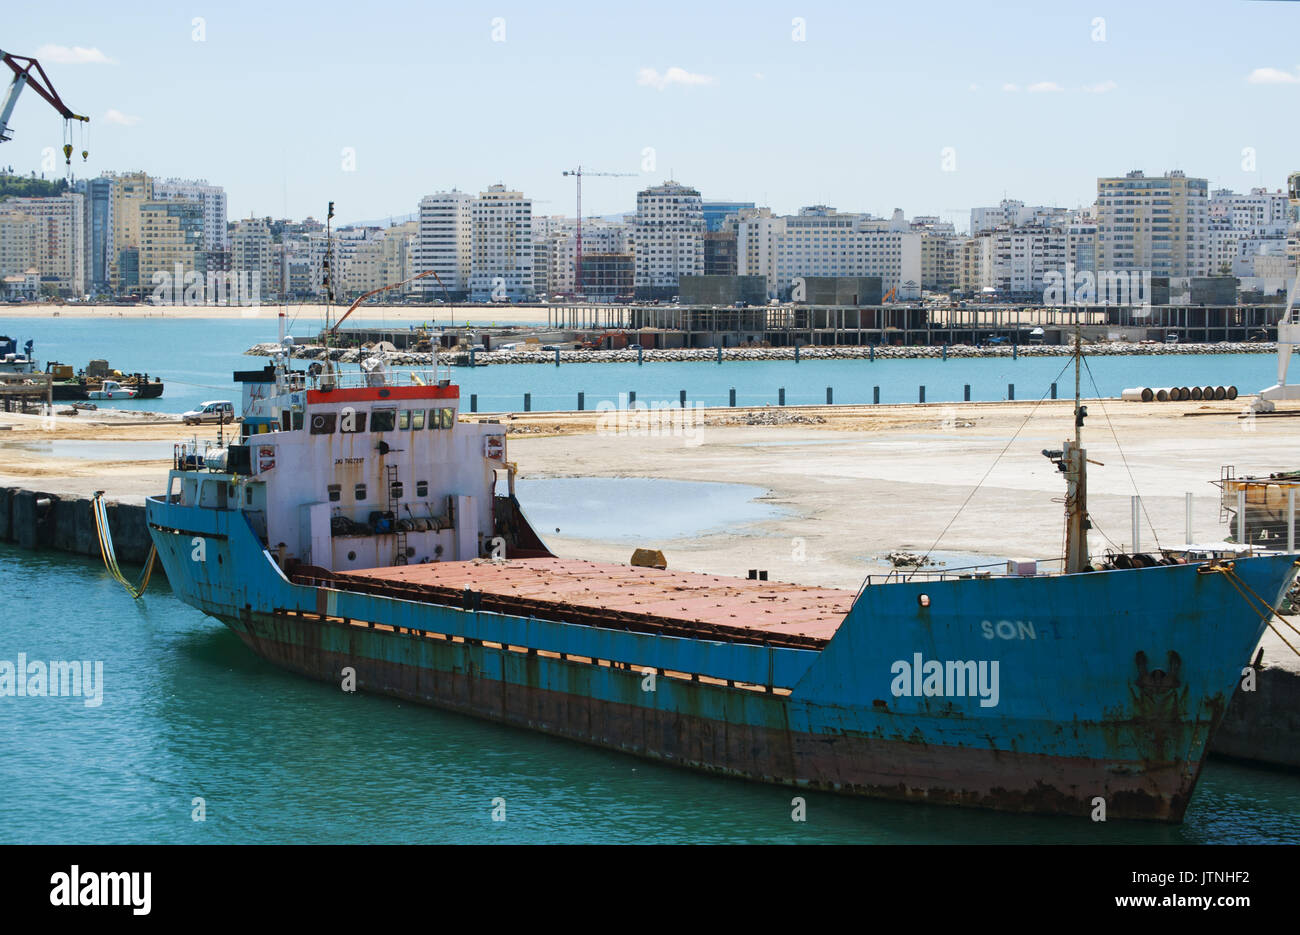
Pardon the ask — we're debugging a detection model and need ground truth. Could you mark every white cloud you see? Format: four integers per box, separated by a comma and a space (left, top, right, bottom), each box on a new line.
968, 83, 979, 92
1027, 81, 1064, 93
1002, 83, 1019, 92
637, 67, 716, 90
1247, 66, 1300, 84
1083, 80, 1118, 93
35, 44, 116, 65
103, 109, 141, 126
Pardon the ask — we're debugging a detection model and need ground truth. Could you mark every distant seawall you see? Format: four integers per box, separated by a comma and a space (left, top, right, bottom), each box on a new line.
0, 487, 156, 567
247, 341, 1277, 367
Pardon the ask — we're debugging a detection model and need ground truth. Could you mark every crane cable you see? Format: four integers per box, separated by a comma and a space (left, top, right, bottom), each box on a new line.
91, 492, 157, 599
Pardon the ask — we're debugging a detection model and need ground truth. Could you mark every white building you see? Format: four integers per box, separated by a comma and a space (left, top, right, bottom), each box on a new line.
229, 217, 275, 299
469, 184, 534, 302
416, 191, 473, 298
633, 180, 704, 294
971, 200, 1071, 235
735, 205, 922, 299
153, 178, 228, 251
541, 218, 629, 295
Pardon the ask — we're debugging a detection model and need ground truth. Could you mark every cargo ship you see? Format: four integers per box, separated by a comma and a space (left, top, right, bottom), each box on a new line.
141, 316, 1298, 823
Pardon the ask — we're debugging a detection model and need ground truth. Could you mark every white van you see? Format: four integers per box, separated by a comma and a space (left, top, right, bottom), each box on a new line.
182, 400, 236, 425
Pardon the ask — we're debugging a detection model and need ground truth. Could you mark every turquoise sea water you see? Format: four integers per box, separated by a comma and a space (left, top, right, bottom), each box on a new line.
1, 542, 1298, 844
0, 316, 1278, 416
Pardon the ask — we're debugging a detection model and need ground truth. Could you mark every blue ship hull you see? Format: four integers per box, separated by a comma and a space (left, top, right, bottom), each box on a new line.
146, 496, 1298, 821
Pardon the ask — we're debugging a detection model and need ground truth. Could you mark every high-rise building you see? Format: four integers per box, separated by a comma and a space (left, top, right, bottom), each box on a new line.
139, 200, 205, 297
971, 200, 1070, 235
1095, 170, 1209, 276
75, 177, 113, 293
153, 178, 228, 251
230, 216, 275, 300
469, 184, 533, 302
107, 171, 152, 292
0, 192, 87, 295
416, 191, 472, 298
634, 180, 704, 297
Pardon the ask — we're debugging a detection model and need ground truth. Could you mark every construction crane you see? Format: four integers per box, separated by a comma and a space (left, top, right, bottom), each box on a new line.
0, 49, 90, 165
561, 166, 635, 295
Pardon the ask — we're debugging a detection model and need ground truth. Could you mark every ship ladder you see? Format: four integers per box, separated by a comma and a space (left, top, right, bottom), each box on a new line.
90, 492, 157, 599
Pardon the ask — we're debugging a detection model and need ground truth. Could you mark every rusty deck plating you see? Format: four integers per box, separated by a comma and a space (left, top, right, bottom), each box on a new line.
332, 557, 851, 647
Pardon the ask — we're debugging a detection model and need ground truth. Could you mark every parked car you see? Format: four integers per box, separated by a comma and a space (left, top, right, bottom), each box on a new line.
183, 400, 236, 425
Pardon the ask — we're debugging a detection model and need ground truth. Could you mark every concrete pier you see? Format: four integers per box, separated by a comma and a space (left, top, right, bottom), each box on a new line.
0, 486, 156, 566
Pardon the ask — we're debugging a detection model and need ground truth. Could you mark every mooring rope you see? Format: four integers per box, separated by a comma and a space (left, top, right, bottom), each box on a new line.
91, 492, 156, 599
1202, 561, 1300, 659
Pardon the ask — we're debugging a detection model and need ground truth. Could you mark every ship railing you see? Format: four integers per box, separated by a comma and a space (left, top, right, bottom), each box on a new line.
303, 367, 454, 392
863, 557, 1068, 586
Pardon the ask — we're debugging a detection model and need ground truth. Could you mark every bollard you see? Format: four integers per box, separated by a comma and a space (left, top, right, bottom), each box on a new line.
779, 387, 786, 406
1051, 383, 1057, 400
964, 384, 971, 402
470, 394, 478, 413
826, 387, 833, 405
577, 392, 584, 411
919, 386, 926, 403
680, 389, 686, 408
1008, 383, 1015, 401
873, 386, 880, 405
729, 388, 736, 407
524, 393, 531, 413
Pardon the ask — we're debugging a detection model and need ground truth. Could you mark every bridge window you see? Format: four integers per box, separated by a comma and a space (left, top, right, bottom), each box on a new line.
328, 484, 341, 502
310, 412, 336, 434
398, 409, 411, 430
390, 481, 403, 500
416, 480, 428, 497
371, 408, 396, 432
355, 483, 367, 501
412, 409, 425, 430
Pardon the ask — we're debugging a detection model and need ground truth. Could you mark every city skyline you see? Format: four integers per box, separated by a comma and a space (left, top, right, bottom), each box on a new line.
3, 0, 1299, 227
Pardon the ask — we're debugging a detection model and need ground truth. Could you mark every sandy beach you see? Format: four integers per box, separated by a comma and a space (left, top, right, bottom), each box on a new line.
0, 302, 559, 326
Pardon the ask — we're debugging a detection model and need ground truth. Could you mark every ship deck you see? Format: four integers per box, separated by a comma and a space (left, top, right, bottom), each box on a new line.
329, 557, 853, 649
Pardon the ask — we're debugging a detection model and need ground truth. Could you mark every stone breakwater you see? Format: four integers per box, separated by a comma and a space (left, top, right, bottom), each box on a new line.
249, 341, 1276, 366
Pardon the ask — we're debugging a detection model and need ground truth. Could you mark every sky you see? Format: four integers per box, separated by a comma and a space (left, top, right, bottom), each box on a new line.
3, 0, 1299, 230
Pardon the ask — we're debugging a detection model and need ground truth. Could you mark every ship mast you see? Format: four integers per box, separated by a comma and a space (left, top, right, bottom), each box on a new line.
1042, 321, 1091, 573
1063, 324, 1090, 573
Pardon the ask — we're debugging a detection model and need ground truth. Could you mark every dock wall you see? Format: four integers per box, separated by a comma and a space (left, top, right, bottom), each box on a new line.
0, 486, 157, 567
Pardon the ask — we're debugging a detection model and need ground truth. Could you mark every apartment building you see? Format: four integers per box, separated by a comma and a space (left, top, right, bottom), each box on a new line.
1095, 170, 1209, 276
469, 184, 534, 302
416, 191, 473, 298
0, 192, 87, 295
633, 180, 704, 297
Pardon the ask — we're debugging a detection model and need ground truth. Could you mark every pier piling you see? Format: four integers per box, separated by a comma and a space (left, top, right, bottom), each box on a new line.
524, 393, 531, 413
964, 384, 971, 402
779, 387, 786, 406
873, 386, 880, 405
577, 392, 584, 411
470, 394, 478, 413
919, 386, 926, 403
1008, 383, 1015, 401
729, 388, 736, 407
1051, 383, 1057, 400
826, 387, 833, 405
679, 389, 686, 408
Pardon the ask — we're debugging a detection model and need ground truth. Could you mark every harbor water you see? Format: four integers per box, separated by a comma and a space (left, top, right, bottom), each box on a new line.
1, 316, 1275, 416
